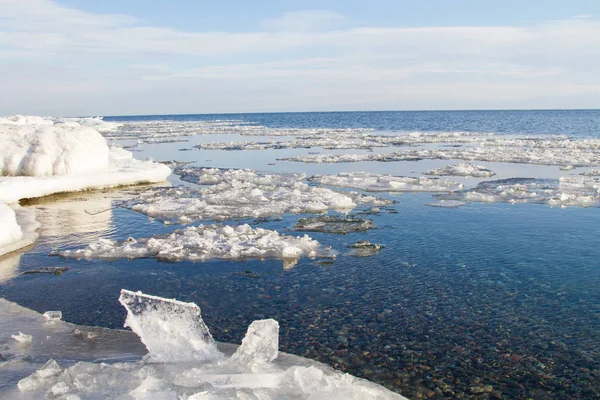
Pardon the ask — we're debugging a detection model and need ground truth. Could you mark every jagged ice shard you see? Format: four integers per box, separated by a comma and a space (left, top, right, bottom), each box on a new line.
119, 289, 221, 363
13, 291, 407, 399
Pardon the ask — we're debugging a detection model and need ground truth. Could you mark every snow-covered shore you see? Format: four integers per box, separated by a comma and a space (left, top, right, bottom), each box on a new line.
0, 116, 171, 256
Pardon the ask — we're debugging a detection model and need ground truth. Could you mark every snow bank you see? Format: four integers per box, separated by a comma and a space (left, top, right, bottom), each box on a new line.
0, 115, 170, 256
437, 177, 600, 208
59, 224, 332, 262
125, 168, 391, 224
425, 163, 495, 178
0, 204, 40, 257
311, 172, 462, 192
0, 148, 171, 204
0, 115, 109, 176
12, 291, 407, 399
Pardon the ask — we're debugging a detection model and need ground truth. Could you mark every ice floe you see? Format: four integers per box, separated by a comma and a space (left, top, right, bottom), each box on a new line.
8, 291, 407, 399
59, 224, 332, 262
124, 168, 391, 224
436, 177, 600, 208
425, 163, 495, 178
281, 146, 600, 167
310, 172, 462, 192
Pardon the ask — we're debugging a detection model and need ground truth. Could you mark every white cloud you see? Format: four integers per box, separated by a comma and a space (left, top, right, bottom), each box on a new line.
0, 0, 599, 114
261, 10, 347, 32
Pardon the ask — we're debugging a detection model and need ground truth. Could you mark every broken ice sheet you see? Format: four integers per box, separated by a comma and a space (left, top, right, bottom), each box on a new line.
295, 215, 376, 234
59, 224, 334, 262
309, 172, 463, 192
123, 168, 391, 224
436, 177, 600, 208
425, 163, 495, 178
12, 290, 407, 399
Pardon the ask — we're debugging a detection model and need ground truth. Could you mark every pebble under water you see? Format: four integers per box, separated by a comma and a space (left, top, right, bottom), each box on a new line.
2, 193, 599, 399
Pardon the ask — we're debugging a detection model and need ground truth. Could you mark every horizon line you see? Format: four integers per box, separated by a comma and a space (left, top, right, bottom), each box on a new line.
91, 108, 600, 119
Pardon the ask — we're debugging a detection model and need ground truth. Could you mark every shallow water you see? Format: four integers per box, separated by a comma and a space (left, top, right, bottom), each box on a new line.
2, 110, 600, 399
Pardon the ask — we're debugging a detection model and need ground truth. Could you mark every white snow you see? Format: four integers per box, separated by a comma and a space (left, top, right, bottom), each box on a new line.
59, 224, 331, 262
0, 204, 40, 257
0, 116, 171, 255
126, 168, 391, 224
0, 203, 22, 248
425, 163, 495, 178
11, 291, 407, 400
0, 115, 109, 176
311, 172, 462, 192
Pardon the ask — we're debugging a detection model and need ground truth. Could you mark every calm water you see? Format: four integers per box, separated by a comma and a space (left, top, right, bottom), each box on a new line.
2, 110, 600, 399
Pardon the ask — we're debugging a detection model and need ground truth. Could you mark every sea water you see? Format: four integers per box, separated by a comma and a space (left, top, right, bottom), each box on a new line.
1, 110, 599, 399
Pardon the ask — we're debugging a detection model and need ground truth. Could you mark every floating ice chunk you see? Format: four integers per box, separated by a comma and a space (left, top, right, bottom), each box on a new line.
425, 163, 495, 178
232, 319, 279, 365
60, 224, 329, 262
282, 145, 600, 167
43, 311, 63, 321
12, 331, 32, 344
310, 172, 462, 192
346, 241, 384, 257
124, 168, 390, 224
437, 177, 600, 208
425, 200, 467, 208
295, 215, 375, 234
119, 289, 221, 363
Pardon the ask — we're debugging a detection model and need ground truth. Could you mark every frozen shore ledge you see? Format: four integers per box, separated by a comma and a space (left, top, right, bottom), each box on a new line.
0, 115, 172, 256
2, 290, 407, 400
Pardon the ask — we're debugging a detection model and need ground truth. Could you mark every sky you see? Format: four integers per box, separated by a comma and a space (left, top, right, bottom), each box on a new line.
1, 0, 599, 116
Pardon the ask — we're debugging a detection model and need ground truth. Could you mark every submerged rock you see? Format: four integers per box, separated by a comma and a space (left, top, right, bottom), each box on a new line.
295, 215, 376, 234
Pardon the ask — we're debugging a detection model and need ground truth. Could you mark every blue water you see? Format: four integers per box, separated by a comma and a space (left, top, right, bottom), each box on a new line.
2, 110, 600, 399
105, 109, 600, 138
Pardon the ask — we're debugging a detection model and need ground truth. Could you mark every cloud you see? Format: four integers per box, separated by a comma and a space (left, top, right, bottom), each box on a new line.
0, 0, 599, 114
261, 10, 347, 32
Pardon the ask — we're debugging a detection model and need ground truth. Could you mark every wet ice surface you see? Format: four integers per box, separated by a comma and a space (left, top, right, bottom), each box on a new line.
122, 168, 392, 224
436, 177, 600, 208
5, 291, 406, 399
59, 224, 332, 262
